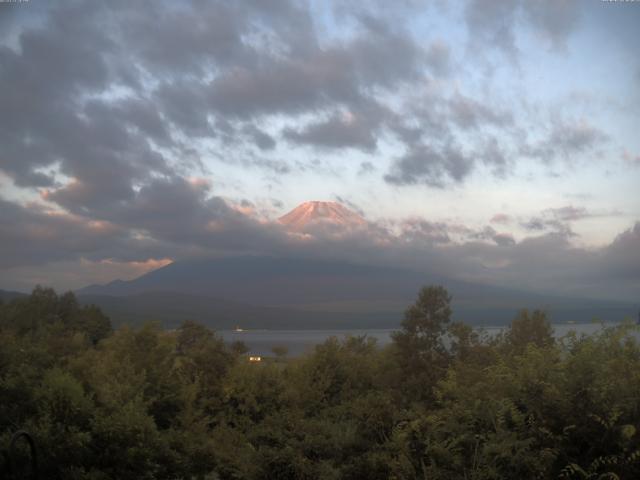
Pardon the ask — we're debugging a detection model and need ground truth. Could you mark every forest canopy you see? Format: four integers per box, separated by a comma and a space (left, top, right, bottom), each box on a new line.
1, 286, 639, 479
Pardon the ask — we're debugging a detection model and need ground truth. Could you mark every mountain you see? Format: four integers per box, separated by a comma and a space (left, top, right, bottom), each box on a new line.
78, 256, 430, 304
77, 255, 637, 328
278, 201, 367, 232
6, 198, 636, 328
76, 200, 637, 329
77, 291, 395, 329
0, 289, 28, 302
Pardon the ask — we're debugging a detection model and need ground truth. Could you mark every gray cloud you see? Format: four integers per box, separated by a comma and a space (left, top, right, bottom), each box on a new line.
448, 93, 513, 130
243, 125, 277, 151
424, 40, 452, 76
522, 0, 581, 51
358, 161, 376, 175
381, 92, 517, 184
385, 144, 473, 187
0, 0, 314, 194
0, 3, 115, 187
239, 158, 291, 175
465, 0, 520, 59
205, 18, 424, 120
493, 232, 516, 247
282, 213, 638, 302
520, 217, 575, 237
52, 175, 290, 256
480, 137, 511, 177
124, 2, 253, 74
398, 219, 452, 245
517, 204, 618, 237
546, 205, 590, 222
283, 111, 380, 152
0, 177, 293, 271
521, 119, 608, 163
0, 196, 147, 269
601, 222, 640, 282
551, 120, 609, 158
0, 0, 602, 201
465, 0, 582, 57
468, 226, 516, 247
154, 80, 212, 137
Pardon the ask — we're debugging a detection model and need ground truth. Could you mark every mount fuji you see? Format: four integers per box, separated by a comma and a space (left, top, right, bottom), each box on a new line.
77, 202, 636, 328
278, 201, 367, 232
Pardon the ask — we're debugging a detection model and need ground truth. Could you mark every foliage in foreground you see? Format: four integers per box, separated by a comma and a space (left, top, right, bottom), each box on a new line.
1, 286, 639, 479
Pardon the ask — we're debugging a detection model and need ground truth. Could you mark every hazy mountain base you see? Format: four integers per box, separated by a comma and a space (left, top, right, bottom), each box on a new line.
1, 286, 639, 479
4, 286, 636, 330
75, 256, 637, 328
79, 292, 637, 330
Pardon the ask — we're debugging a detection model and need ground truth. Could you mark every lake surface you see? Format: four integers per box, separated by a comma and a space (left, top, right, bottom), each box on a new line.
220, 322, 637, 357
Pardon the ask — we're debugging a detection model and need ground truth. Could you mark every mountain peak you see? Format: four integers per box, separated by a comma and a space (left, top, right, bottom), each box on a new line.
278, 201, 366, 232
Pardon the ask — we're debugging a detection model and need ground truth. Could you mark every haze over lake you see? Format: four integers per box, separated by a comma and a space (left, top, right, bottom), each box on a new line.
220, 322, 636, 357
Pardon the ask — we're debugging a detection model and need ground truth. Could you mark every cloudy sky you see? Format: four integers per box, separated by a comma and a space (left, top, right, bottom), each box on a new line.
0, 0, 639, 300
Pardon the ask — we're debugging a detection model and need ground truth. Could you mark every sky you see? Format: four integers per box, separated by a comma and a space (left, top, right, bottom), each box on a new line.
0, 0, 639, 301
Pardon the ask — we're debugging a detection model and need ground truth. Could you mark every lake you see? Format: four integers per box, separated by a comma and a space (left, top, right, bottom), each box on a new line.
219, 322, 637, 357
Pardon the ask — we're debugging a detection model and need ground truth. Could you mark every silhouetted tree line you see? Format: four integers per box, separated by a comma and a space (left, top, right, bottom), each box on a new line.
1, 286, 639, 479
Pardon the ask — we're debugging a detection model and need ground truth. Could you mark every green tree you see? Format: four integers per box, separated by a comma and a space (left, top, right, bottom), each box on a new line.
230, 340, 249, 356
506, 309, 554, 351
72, 304, 112, 345
272, 345, 289, 359
392, 285, 452, 403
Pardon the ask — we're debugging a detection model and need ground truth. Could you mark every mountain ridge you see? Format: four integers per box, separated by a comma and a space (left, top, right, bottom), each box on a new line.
76, 255, 637, 327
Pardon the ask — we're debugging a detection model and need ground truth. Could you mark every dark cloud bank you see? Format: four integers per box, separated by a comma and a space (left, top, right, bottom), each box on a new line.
0, 0, 637, 301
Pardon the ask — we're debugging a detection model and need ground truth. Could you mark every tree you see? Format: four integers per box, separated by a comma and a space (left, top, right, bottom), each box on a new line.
230, 340, 249, 356
506, 309, 554, 351
272, 345, 289, 359
73, 304, 112, 345
174, 320, 232, 415
391, 285, 452, 403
